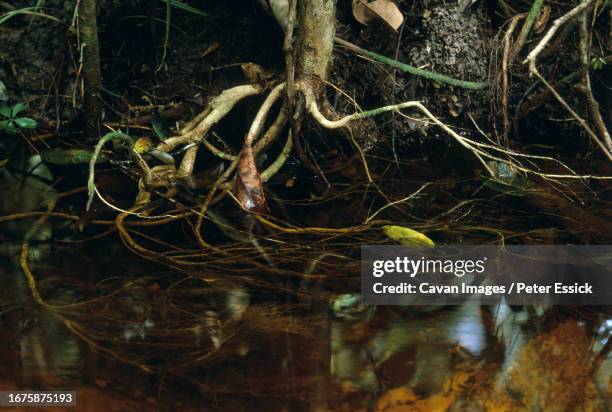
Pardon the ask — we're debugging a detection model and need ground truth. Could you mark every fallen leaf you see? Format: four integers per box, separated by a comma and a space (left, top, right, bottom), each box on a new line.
352, 0, 404, 31
366, 0, 404, 31
383, 225, 435, 247
352, 0, 377, 26
134, 136, 154, 153
234, 145, 267, 213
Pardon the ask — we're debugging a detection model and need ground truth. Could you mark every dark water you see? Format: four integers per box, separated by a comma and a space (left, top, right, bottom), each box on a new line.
0, 246, 610, 411
0, 160, 610, 411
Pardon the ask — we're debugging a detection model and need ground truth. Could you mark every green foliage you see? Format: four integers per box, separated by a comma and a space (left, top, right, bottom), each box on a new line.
28, 0, 45, 28
151, 110, 170, 140
0, 103, 38, 134
0, 6, 61, 26
590, 57, 606, 71
0, 80, 7, 102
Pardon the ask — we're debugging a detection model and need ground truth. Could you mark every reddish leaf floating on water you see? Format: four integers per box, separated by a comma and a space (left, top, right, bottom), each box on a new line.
234, 145, 267, 214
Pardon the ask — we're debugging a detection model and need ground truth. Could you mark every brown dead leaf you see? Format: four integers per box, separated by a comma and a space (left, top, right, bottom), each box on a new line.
234, 145, 267, 214
352, 0, 377, 26
352, 0, 404, 31
366, 0, 404, 31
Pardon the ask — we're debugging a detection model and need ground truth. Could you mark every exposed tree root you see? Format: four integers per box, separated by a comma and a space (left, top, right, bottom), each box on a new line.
79, 0, 611, 263
156, 84, 265, 176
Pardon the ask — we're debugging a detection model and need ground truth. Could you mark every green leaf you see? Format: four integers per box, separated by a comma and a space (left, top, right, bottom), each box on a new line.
590, 57, 605, 71
13, 117, 37, 129
383, 225, 435, 247
0, 106, 11, 118
151, 110, 170, 140
0, 80, 7, 102
11, 102, 26, 116
40, 148, 109, 165
0, 120, 17, 134
0, 7, 62, 26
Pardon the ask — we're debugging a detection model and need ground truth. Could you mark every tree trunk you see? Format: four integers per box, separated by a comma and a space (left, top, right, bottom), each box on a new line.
295, 0, 336, 95
79, 0, 102, 140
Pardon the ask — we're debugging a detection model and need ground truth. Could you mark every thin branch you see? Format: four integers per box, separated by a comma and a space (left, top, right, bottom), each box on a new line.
578, 12, 612, 150
523, 0, 612, 160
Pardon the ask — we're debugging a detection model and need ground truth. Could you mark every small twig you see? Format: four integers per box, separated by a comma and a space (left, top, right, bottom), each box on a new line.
578, 12, 612, 151
365, 184, 430, 224
523, 0, 612, 161
533, 71, 612, 160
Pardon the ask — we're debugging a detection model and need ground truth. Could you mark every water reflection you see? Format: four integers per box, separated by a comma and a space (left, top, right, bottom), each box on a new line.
0, 163, 609, 410
1, 246, 609, 411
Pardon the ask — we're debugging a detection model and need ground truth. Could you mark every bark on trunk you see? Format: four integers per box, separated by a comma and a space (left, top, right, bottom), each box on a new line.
295, 0, 336, 90
79, 0, 102, 140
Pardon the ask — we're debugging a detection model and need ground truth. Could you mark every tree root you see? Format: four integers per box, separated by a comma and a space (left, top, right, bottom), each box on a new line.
156, 84, 265, 176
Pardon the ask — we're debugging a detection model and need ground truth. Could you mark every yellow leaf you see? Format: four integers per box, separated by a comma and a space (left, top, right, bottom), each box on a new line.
134, 137, 153, 153
0, 159, 7, 168
383, 225, 435, 247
